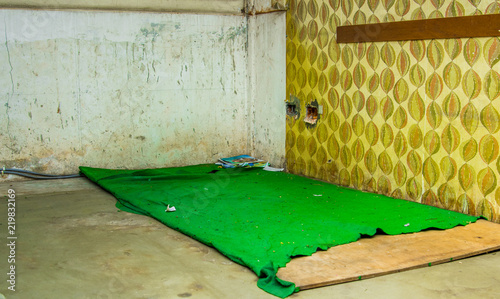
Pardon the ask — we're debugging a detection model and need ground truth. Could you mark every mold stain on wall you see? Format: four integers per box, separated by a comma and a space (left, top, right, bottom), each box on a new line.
286, 0, 500, 222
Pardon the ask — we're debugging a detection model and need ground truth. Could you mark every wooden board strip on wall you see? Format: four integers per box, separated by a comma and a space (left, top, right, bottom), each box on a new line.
277, 220, 500, 290
337, 14, 500, 43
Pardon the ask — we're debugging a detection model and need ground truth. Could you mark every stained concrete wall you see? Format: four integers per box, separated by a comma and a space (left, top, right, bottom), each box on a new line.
0, 0, 288, 14
248, 0, 287, 13
0, 9, 286, 176
248, 12, 286, 167
0, 8, 286, 177
0, 0, 245, 14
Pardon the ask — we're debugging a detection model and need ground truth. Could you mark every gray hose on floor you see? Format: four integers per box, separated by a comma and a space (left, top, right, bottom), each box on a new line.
1, 168, 82, 179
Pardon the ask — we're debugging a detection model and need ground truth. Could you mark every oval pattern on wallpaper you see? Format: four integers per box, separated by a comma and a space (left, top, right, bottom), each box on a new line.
285, 0, 500, 221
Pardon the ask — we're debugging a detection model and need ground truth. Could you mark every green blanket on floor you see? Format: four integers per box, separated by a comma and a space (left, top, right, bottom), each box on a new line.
80, 164, 478, 298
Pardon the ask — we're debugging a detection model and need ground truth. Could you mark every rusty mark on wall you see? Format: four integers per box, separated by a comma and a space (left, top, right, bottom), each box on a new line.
246, 0, 288, 15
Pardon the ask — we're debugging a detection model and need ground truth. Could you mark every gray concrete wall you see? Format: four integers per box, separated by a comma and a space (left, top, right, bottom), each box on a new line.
0, 0, 287, 14
248, 12, 286, 167
0, 0, 245, 14
0, 9, 286, 177
0, 10, 250, 173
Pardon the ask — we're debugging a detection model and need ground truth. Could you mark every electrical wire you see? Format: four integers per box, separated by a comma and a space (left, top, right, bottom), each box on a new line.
1, 168, 81, 180
3, 168, 73, 177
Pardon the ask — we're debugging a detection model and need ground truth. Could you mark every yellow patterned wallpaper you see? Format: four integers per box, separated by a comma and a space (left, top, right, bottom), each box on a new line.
285, 0, 500, 222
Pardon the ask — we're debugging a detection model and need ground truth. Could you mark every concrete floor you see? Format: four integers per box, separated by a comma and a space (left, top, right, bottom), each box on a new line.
1, 178, 500, 299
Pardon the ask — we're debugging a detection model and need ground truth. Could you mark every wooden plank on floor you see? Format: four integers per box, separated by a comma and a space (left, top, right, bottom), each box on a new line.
277, 220, 500, 290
